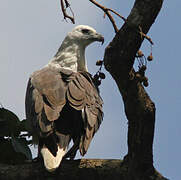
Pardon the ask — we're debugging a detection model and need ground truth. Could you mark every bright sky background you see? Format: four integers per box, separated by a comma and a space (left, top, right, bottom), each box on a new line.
0, 0, 180, 179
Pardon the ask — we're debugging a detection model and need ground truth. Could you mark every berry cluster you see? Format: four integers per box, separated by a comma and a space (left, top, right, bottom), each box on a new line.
135, 50, 153, 87
93, 60, 106, 86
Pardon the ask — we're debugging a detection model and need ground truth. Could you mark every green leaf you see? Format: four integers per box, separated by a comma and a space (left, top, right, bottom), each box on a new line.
0, 107, 21, 137
11, 137, 32, 160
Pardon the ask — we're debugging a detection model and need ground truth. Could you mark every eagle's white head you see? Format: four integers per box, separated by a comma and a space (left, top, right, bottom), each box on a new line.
48, 25, 104, 72
67, 25, 104, 47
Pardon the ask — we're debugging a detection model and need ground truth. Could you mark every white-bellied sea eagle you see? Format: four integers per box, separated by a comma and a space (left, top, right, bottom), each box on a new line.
25, 25, 104, 172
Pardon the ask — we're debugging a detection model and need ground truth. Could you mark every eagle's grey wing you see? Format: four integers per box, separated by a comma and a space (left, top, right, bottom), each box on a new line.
25, 67, 70, 139
66, 71, 103, 156
25, 67, 103, 156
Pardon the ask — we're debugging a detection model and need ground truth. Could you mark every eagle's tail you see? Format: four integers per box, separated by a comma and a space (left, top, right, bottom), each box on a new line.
41, 145, 67, 172
39, 131, 70, 172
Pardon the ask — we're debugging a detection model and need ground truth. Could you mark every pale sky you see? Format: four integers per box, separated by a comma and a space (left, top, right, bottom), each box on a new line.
0, 1, 180, 179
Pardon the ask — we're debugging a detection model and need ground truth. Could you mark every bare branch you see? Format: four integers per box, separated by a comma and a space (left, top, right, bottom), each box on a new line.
139, 26, 154, 45
106, 8, 127, 22
89, 0, 124, 33
60, 0, 75, 24
89, 0, 154, 45
64, 0, 70, 8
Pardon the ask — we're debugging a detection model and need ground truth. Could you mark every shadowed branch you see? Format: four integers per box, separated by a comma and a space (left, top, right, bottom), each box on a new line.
0, 159, 167, 180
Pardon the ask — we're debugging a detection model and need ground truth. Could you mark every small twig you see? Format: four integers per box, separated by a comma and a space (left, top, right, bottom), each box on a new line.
107, 8, 127, 22
89, 0, 125, 33
139, 26, 154, 45
89, 0, 154, 44
141, 32, 154, 45
64, 0, 70, 8
69, 6, 75, 21
60, 0, 75, 24
139, 26, 143, 40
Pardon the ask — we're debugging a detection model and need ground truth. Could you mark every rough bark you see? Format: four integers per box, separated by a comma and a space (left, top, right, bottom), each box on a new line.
0, 0, 168, 179
103, 0, 165, 179
0, 159, 167, 180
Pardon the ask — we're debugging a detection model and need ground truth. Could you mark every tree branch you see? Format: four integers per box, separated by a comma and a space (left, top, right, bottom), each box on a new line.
60, 0, 75, 24
89, 0, 154, 45
89, 0, 126, 33
0, 159, 168, 180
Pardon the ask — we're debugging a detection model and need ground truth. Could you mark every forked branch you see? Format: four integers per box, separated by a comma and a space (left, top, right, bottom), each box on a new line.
89, 0, 153, 44
89, 0, 126, 33
139, 26, 154, 45
60, 0, 75, 24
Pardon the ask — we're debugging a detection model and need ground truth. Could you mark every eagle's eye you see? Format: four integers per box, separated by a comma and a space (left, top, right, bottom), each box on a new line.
81, 29, 90, 34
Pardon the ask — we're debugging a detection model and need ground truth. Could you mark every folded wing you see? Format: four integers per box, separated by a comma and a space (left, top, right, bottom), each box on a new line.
25, 66, 103, 157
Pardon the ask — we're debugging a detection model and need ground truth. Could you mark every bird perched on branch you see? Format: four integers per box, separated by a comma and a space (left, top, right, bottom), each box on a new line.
25, 25, 104, 172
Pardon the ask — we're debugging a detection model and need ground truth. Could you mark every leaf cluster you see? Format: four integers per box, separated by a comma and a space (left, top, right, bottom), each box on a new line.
0, 107, 32, 164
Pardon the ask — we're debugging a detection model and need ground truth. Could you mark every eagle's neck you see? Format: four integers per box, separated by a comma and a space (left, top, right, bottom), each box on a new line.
48, 39, 88, 72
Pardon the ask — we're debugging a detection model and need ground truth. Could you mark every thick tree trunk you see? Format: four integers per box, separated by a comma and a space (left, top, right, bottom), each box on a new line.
104, 0, 165, 179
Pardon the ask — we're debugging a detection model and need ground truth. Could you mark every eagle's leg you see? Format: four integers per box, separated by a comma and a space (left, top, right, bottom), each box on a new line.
63, 138, 79, 160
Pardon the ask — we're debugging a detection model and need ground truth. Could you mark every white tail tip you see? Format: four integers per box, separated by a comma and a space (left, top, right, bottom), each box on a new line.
41, 145, 66, 172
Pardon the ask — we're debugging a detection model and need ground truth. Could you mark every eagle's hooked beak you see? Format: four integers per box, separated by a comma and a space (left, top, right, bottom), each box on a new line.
100, 36, 104, 45
94, 33, 104, 45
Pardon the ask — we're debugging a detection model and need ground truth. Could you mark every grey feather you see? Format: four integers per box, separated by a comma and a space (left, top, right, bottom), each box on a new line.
25, 68, 103, 155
